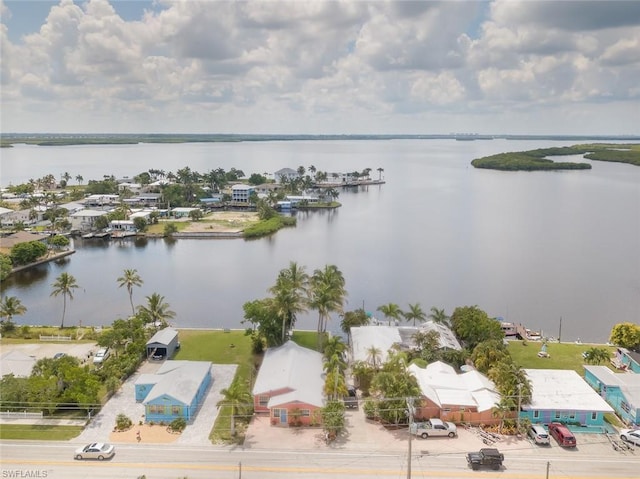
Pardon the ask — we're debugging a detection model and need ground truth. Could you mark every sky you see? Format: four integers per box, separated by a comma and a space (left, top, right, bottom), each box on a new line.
1, 0, 639, 135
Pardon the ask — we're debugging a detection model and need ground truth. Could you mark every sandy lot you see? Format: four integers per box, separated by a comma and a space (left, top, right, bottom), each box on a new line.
109, 423, 179, 444
179, 211, 259, 233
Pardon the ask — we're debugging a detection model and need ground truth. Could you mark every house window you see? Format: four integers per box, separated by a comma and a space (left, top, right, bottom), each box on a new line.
442, 408, 451, 413
272, 408, 282, 418
172, 406, 181, 415
301, 409, 310, 417
533, 411, 540, 419
554, 412, 560, 419
568, 412, 575, 420
591, 412, 597, 421
259, 395, 269, 407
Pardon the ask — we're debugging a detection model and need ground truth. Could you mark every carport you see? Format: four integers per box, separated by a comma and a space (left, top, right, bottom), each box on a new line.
145, 327, 179, 360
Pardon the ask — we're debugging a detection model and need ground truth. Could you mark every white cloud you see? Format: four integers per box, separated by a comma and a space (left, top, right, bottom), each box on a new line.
0, 0, 638, 134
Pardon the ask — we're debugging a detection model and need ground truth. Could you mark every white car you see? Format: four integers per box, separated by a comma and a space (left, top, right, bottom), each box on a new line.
411, 418, 458, 438
74, 442, 115, 460
93, 348, 110, 365
620, 429, 640, 446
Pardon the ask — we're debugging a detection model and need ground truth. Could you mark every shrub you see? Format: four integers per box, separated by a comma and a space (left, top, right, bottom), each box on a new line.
169, 417, 187, 433
115, 413, 132, 431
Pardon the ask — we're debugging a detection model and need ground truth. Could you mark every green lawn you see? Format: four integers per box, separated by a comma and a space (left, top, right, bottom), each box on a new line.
0, 425, 83, 440
507, 340, 615, 374
173, 328, 320, 444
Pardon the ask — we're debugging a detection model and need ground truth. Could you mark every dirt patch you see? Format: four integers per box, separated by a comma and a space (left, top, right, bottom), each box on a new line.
109, 424, 180, 444
181, 211, 260, 233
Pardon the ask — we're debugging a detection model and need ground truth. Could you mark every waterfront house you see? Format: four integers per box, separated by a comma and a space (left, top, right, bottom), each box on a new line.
274, 168, 299, 183
170, 207, 200, 218
69, 209, 108, 231
520, 369, 614, 428
408, 361, 500, 425
83, 194, 119, 207
252, 341, 325, 426
0, 208, 42, 228
583, 365, 640, 426
614, 347, 640, 373
350, 323, 461, 365
146, 327, 180, 360
134, 360, 212, 423
231, 184, 254, 203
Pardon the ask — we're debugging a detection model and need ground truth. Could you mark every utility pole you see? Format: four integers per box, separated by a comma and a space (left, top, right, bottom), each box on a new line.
406, 398, 414, 479
517, 383, 523, 433
558, 316, 562, 343
545, 460, 550, 479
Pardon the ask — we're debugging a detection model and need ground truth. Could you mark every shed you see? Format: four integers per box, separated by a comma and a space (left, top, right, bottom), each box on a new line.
146, 327, 179, 360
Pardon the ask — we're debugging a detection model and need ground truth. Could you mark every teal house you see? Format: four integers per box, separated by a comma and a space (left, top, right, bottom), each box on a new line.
135, 360, 212, 423
520, 369, 613, 428
584, 365, 640, 426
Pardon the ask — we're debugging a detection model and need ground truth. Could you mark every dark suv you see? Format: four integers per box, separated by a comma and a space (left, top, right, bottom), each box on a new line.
467, 448, 504, 470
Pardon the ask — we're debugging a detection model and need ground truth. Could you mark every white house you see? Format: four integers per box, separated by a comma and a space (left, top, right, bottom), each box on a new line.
69, 209, 108, 231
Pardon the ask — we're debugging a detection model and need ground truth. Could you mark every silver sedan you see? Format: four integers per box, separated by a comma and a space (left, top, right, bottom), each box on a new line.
74, 442, 115, 460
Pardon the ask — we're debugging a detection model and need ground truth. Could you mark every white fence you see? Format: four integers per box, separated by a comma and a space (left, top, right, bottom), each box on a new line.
0, 411, 43, 419
39, 335, 72, 341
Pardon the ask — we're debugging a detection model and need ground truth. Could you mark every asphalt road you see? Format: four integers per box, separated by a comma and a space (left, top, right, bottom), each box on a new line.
1, 440, 638, 479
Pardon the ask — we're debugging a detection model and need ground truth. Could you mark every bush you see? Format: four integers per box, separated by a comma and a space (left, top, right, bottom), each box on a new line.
115, 413, 132, 431
169, 417, 187, 433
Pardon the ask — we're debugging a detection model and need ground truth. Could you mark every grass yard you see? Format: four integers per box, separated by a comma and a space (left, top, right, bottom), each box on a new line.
507, 340, 616, 374
0, 425, 83, 441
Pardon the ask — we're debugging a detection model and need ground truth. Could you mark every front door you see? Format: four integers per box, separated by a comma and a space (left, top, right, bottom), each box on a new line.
280, 408, 287, 424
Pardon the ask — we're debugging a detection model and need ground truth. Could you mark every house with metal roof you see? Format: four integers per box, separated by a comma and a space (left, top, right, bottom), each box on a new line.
520, 369, 614, 428
252, 341, 325, 427
134, 360, 212, 423
583, 365, 640, 426
408, 361, 500, 425
350, 322, 461, 365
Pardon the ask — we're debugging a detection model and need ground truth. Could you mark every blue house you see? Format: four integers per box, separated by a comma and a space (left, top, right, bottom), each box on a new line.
584, 365, 640, 426
614, 348, 640, 373
135, 360, 212, 423
520, 369, 614, 428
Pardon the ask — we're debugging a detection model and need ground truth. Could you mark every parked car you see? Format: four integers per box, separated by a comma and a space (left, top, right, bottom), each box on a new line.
528, 424, 550, 445
548, 422, 577, 447
466, 448, 504, 470
53, 352, 66, 360
411, 418, 457, 438
74, 442, 115, 460
93, 348, 110, 365
620, 428, 640, 446
343, 387, 358, 409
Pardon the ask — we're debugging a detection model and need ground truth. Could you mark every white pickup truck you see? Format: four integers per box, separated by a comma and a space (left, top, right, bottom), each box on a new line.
410, 418, 458, 438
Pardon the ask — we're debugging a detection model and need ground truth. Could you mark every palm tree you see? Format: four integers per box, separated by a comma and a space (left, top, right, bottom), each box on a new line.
377, 303, 402, 325
50, 273, 79, 328
377, 167, 384, 180
309, 265, 347, 347
428, 307, 450, 325
216, 380, 253, 437
0, 296, 27, 328
137, 293, 176, 331
366, 346, 383, 369
340, 308, 370, 345
583, 347, 611, 365
403, 303, 426, 326
491, 396, 516, 434
117, 269, 143, 316
269, 262, 309, 343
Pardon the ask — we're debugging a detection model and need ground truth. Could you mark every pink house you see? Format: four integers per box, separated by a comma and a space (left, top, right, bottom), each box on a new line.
252, 341, 325, 427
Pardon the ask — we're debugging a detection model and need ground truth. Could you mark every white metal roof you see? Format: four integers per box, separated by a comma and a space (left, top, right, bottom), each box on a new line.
252, 341, 325, 408
408, 361, 499, 412
146, 327, 178, 346
522, 369, 614, 413
351, 325, 402, 364
139, 360, 211, 405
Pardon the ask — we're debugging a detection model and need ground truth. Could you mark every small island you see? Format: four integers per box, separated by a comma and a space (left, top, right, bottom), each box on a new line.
471, 143, 640, 171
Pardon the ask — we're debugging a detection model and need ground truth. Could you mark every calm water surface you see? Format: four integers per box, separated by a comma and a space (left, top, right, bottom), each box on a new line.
1, 139, 639, 342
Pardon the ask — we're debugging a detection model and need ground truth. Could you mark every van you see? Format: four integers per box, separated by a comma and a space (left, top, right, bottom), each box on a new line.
528, 424, 550, 445
548, 422, 576, 447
